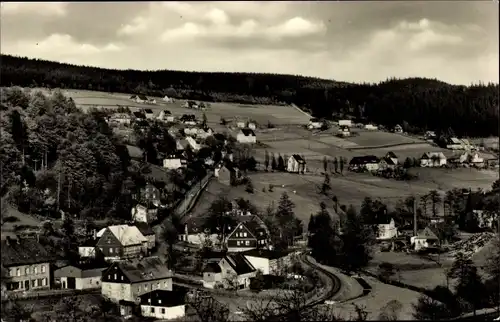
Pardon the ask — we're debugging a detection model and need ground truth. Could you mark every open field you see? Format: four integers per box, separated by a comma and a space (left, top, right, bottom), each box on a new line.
1, 205, 42, 239
346, 130, 424, 148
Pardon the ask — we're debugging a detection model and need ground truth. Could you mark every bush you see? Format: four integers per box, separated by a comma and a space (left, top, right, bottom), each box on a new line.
2, 216, 19, 223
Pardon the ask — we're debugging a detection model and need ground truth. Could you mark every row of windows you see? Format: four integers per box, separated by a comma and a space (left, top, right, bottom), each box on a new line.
235, 232, 248, 238
146, 307, 167, 314
236, 240, 251, 246
7, 278, 48, 290
106, 274, 169, 292
10, 265, 46, 277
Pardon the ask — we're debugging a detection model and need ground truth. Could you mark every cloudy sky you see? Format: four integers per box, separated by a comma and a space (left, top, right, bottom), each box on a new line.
1, 1, 498, 85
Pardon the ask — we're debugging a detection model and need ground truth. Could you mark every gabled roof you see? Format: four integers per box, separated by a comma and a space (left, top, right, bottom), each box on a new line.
143, 109, 153, 114
133, 111, 146, 119
291, 154, 305, 164
1, 237, 59, 267
242, 249, 291, 260
415, 226, 439, 240
386, 151, 398, 159
349, 155, 380, 165
163, 110, 172, 115
111, 256, 172, 283
97, 225, 147, 246
381, 157, 396, 165
203, 262, 222, 273
139, 287, 187, 307
224, 253, 255, 275
450, 137, 462, 144
135, 223, 155, 236
421, 152, 446, 160
240, 128, 256, 137
138, 94, 148, 100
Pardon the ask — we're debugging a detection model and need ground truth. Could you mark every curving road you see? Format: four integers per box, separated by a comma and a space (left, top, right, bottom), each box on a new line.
300, 254, 342, 307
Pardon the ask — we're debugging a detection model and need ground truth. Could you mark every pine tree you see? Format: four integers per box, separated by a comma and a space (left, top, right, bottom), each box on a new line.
323, 156, 328, 173
333, 157, 338, 173
278, 154, 285, 171
339, 157, 344, 174
264, 150, 269, 171
276, 192, 297, 247
271, 154, 277, 171
321, 173, 331, 195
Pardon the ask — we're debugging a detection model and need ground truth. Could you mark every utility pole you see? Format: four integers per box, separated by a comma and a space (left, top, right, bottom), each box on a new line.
413, 195, 418, 237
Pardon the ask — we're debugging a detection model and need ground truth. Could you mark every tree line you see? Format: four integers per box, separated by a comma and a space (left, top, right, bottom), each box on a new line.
1, 54, 498, 137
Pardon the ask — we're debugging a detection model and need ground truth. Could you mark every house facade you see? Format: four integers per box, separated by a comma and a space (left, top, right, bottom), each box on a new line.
446, 137, 465, 150
242, 249, 294, 275
215, 164, 239, 186
178, 216, 219, 245
96, 225, 148, 261
202, 263, 223, 289
101, 257, 173, 303
54, 263, 107, 290
226, 221, 268, 252
378, 157, 397, 170
217, 253, 256, 289
349, 156, 380, 172
376, 218, 398, 240
287, 155, 306, 173
420, 152, 447, 167
236, 128, 256, 144
1, 237, 55, 293
139, 289, 187, 320
131, 204, 158, 224
338, 120, 352, 127
411, 227, 440, 251
307, 118, 322, 129
163, 155, 187, 170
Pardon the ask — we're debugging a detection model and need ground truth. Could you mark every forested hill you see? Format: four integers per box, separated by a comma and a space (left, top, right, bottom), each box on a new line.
1, 54, 498, 137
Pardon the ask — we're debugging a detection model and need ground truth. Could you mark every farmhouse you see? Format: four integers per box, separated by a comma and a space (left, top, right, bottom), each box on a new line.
131, 94, 148, 104
242, 249, 294, 275
180, 114, 197, 125
374, 216, 398, 240
308, 118, 322, 130
206, 253, 256, 289
287, 154, 307, 173
54, 261, 108, 290
446, 137, 465, 150
141, 109, 155, 119
108, 113, 132, 125
338, 119, 352, 127
131, 204, 158, 224
79, 238, 98, 259
338, 126, 350, 137
132, 111, 146, 120
158, 110, 175, 122
162, 96, 173, 103
163, 154, 187, 170
420, 152, 447, 167
1, 236, 57, 293
226, 220, 269, 253
411, 226, 440, 251
185, 136, 201, 151
178, 216, 219, 246
364, 124, 378, 130
385, 151, 399, 164
349, 156, 380, 172
393, 124, 403, 133
247, 122, 257, 130
96, 225, 148, 261
236, 128, 256, 144
139, 288, 188, 320
101, 256, 173, 303
147, 98, 156, 105
378, 157, 397, 170
215, 163, 241, 185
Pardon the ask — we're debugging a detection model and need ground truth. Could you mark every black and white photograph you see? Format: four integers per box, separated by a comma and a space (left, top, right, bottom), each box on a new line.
0, 1, 499, 321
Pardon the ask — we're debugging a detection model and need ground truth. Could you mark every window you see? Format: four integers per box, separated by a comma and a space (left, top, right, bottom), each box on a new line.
245, 241, 250, 246
16, 268, 20, 276
236, 232, 239, 237
114, 274, 117, 280
164, 281, 168, 287
243, 232, 247, 237
148, 299, 151, 303
108, 275, 111, 279
34, 267, 38, 274
144, 284, 148, 290
158, 299, 162, 304
236, 241, 241, 246
25, 267, 30, 275
32, 279, 37, 288
150, 307, 155, 313
161, 308, 166, 314
110, 248, 113, 254
121, 276, 124, 281
38, 278, 43, 286
42, 278, 47, 286
9, 269, 14, 277
107, 237, 111, 244
157, 282, 160, 289
41, 265, 46, 273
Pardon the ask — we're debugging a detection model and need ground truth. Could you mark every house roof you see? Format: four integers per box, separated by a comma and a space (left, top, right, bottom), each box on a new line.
139, 287, 188, 307
349, 155, 380, 165
133, 111, 146, 119
97, 225, 147, 246
113, 256, 172, 283
309, 118, 319, 122
135, 223, 155, 236
242, 249, 291, 260
421, 152, 446, 160
340, 126, 350, 131
138, 94, 148, 100
240, 128, 256, 137
382, 157, 396, 166
291, 154, 305, 164
386, 151, 398, 159
450, 137, 462, 144
203, 262, 222, 273
143, 109, 153, 114
80, 238, 98, 247
163, 110, 172, 115
224, 253, 255, 275
415, 227, 439, 240
1, 237, 58, 267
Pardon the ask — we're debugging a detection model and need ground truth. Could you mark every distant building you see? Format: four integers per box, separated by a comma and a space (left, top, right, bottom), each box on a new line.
393, 124, 403, 133
185, 136, 201, 152
203, 253, 256, 289
131, 204, 158, 224
349, 156, 380, 172
338, 120, 352, 127
420, 152, 447, 167
247, 122, 257, 130
385, 151, 399, 165
236, 121, 246, 128
135, 223, 156, 251
215, 163, 240, 186
287, 154, 306, 173
364, 124, 378, 130
162, 96, 174, 103
338, 126, 350, 137
163, 154, 187, 170
158, 110, 175, 122
96, 225, 148, 261
226, 220, 269, 253
446, 137, 465, 150
54, 261, 108, 290
242, 249, 294, 275
139, 288, 188, 320
236, 128, 256, 144
411, 227, 440, 251
178, 216, 219, 246
108, 113, 132, 126
180, 114, 197, 126
307, 118, 322, 130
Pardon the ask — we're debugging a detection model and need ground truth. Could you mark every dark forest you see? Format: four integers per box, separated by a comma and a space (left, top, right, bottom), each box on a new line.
1, 54, 498, 137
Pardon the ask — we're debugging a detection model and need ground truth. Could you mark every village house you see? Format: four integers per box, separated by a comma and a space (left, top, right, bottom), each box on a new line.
78, 238, 98, 259
183, 127, 198, 136
461, 152, 485, 167
163, 154, 188, 170
141, 109, 155, 119
374, 216, 398, 240
424, 131, 437, 140
178, 216, 220, 246
393, 124, 403, 133
203, 253, 256, 290
236, 128, 257, 144
139, 183, 161, 207
247, 122, 257, 130
411, 226, 440, 251
157, 110, 175, 122
338, 126, 350, 137
131, 204, 158, 224
196, 127, 213, 139
101, 256, 173, 303
162, 96, 174, 103
1, 236, 57, 293
348, 156, 380, 172
236, 120, 246, 128
185, 136, 201, 151
364, 124, 378, 130
242, 249, 294, 275
385, 151, 399, 165
108, 113, 132, 126
180, 114, 197, 125
132, 111, 146, 120
96, 225, 148, 261
130, 94, 148, 104
226, 220, 269, 252
214, 163, 240, 185
287, 154, 307, 173
135, 223, 156, 251
307, 118, 322, 130
139, 287, 188, 320
147, 98, 156, 105
378, 157, 398, 171
54, 261, 108, 290
446, 137, 465, 150
338, 119, 352, 127
420, 152, 447, 167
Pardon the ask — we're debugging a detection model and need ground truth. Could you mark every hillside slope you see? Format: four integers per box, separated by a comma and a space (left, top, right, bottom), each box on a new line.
1, 54, 498, 137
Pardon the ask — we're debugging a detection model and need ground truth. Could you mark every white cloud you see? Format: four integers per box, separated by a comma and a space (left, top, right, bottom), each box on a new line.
205, 8, 230, 25
160, 16, 325, 42
3, 34, 121, 59
117, 16, 149, 36
0, 2, 67, 16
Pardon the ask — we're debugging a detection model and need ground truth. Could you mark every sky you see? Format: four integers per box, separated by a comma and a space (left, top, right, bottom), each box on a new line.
1, 1, 498, 85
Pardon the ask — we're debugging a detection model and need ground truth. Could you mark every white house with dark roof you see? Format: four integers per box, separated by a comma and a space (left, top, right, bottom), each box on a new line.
242, 249, 294, 275
163, 154, 188, 170
385, 151, 398, 165
139, 287, 188, 320
185, 136, 201, 151
236, 128, 256, 144
447, 137, 465, 150
131, 204, 158, 224
158, 110, 174, 122
287, 155, 306, 173
307, 118, 322, 130
96, 225, 148, 261
203, 253, 256, 289
54, 261, 108, 290
420, 152, 447, 167
101, 256, 173, 303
